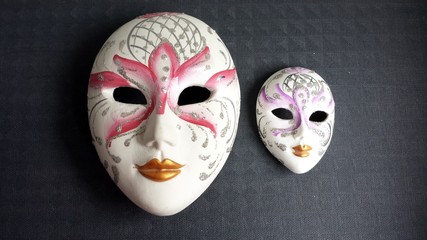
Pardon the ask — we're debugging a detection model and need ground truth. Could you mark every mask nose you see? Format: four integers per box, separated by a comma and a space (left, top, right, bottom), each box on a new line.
294, 120, 310, 146
142, 106, 178, 149
292, 120, 313, 157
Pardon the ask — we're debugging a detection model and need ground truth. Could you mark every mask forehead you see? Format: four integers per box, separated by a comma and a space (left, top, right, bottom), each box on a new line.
256, 67, 334, 174
128, 14, 206, 64
88, 13, 240, 215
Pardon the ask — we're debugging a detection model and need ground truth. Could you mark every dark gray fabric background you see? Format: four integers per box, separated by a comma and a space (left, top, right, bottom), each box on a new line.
1, 0, 426, 239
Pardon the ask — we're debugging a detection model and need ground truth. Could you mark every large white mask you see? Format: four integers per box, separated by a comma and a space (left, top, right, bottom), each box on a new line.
88, 13, 240, 216
256, 67, 334, 174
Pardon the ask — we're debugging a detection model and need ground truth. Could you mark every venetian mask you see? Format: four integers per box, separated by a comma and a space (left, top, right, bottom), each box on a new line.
256, 67, 335, 174
88, 13, 240, 216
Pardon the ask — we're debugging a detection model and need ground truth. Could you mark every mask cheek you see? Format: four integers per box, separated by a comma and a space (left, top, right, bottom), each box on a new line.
181, 99, 233, 144
309, 120, 334, 157
271, 118, 298, 137
177, 96, 232, 136
94, 103, 149, 152
259, 115, 292, 155
258, 105, 295, 135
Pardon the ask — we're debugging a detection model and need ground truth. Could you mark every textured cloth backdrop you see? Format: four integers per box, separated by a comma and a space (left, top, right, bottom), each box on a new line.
1, 0, 426, 239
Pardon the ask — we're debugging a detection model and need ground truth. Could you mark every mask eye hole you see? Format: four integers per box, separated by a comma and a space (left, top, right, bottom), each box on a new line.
178, 86, 211, 106
309, 111, 328, 122
113, 87, 147, 105
272, 108, 293, 120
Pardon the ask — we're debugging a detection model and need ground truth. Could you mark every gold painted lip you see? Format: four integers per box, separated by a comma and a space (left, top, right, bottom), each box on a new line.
135, 158, 184, 182
292, 145, 312, 158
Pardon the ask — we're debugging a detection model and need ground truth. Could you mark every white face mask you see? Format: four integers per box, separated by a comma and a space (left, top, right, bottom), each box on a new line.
88, 13, 240, 216
256, 67, 335, 174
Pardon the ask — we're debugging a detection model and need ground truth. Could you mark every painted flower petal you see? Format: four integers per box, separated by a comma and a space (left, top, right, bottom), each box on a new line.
175, 47, 212, 84
89, 71, 130, 89
106, 97, 155, 146
204, 68, 236, 90
178, 111, 217, 136
113, 55, 156, 89
312, 89, 335, 111
148, 42, 180, 82
260, 84, 301, 134
148, 42, 181, 114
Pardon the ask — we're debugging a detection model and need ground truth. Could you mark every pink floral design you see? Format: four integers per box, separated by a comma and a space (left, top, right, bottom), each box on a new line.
89, 42, 236, 146
260, 84, 301, 135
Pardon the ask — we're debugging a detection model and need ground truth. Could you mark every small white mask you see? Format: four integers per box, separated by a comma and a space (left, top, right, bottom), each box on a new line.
256, 67, 335, 174
88, 13, 240, 216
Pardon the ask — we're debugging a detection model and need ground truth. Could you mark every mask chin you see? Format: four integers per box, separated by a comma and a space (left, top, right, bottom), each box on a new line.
88, 12, 240, 216
256, 67, 335, 174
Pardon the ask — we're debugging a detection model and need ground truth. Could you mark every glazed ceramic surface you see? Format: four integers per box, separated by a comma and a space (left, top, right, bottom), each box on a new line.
88, 12, 240, 216
256, 67, 334, 174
